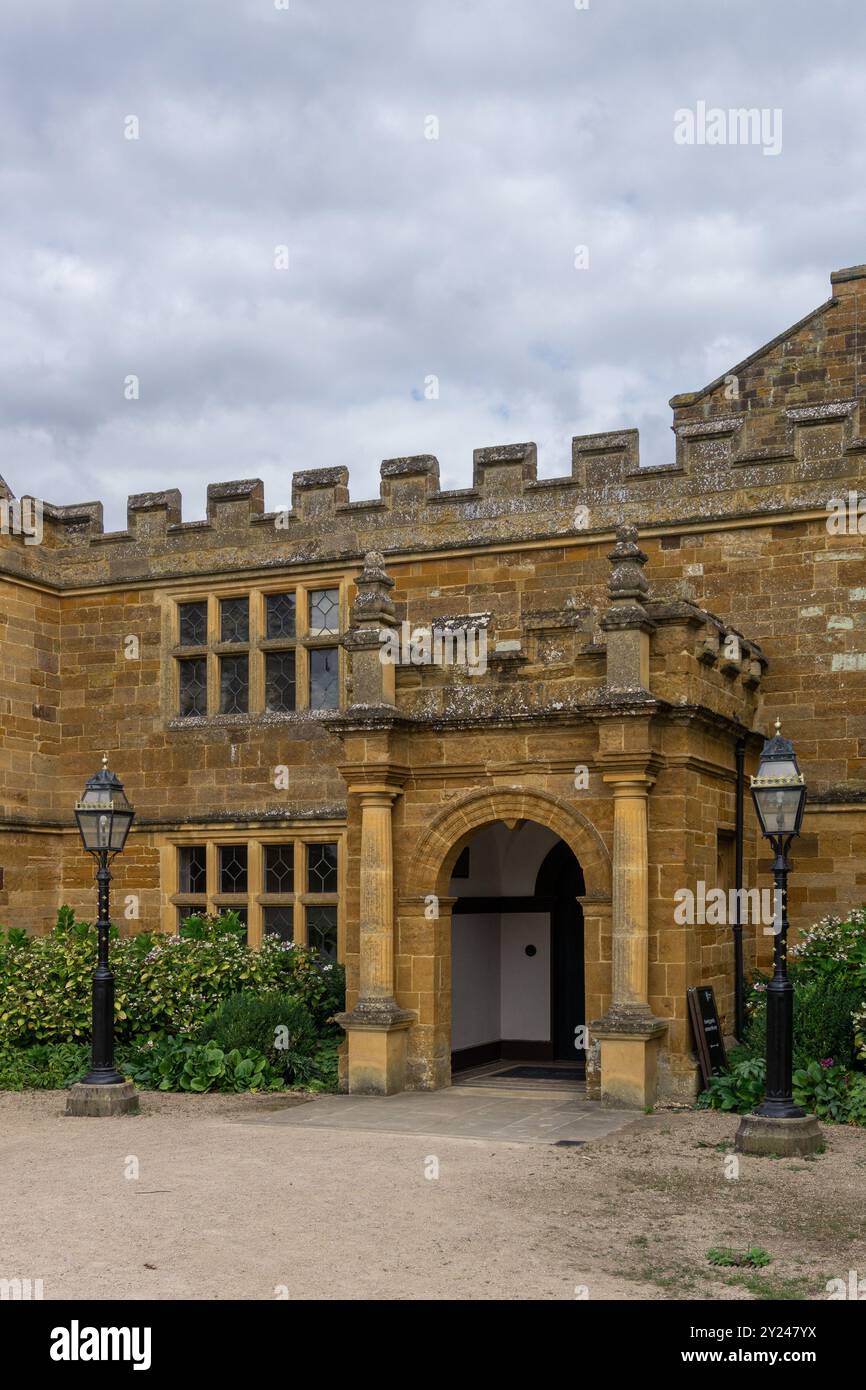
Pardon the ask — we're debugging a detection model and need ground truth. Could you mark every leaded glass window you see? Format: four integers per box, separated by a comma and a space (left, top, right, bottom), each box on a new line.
306, 905, 337, 960
309, 587, 339, 636
265, 844, 294, 893
309, 647, 338, 710
220, 597, 249, 644
178, 845, 207, 894
179, 657, 208, 717
266, 592, 296, 640
266, 651, 296, 713
263, 906, 294, 942
179, 601, 207, 647
219, 844, 248, 893
220, 654, 249, 714
308, 842, 337, 893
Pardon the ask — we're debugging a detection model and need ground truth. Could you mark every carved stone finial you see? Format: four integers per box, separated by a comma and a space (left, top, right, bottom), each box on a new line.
600, 523, 655, 691
343, 551, 398, 709
607, 524, 649, 602
351, 551, 395, 628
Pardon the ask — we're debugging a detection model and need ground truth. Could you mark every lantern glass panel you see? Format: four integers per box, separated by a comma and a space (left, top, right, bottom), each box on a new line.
753, 783, 803, 836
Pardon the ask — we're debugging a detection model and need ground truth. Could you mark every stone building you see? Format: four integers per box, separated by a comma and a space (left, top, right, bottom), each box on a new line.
1, 263, 865, 1106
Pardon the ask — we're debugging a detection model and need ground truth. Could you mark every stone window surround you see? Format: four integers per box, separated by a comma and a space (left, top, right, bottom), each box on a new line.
162, 827, 345, 951
167, 578, 347, 720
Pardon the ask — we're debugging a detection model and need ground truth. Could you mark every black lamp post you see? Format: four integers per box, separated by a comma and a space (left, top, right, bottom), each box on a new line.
749, 719, 806, 1119
74, 755, 135, 1087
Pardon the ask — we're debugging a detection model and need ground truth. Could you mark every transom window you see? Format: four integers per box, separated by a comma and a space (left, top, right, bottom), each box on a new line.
170, 837, 340, 951
266, 592, 296, 640
179, 601, 208, 647
178, 845, 206, 894
265, 844, 294, 893
308, 842, 338, 893
219, 844, 248, 893
309, 587, 339, 636
220, 597, 249, 644
170, 582, 343, 719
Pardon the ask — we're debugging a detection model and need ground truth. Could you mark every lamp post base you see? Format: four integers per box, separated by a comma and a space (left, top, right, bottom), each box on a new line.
735, 1111, 822, 1157
66, 1081, 139, 1118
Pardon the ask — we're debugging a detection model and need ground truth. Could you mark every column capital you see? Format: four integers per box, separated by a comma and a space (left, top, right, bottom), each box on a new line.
601, 752, 662, 791
602, 770, 657, 794
341, 763, 409, 798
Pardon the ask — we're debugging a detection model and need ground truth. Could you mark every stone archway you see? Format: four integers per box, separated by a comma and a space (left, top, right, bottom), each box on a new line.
401, 787, 613, 1091
416, 786, 613, 901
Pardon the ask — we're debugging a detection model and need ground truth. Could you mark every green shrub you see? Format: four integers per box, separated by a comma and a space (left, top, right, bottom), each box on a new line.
255, 937, 346, 1029
196, 991, 319, 1082
792, 1060, 866, 1125
0, 907, 345, 1047
697, 1054, 766, 1112
118, 1035, 283, 1093
0, 1042, 89, 1091
790, 908, 866, 986
743, 974, 862, 1073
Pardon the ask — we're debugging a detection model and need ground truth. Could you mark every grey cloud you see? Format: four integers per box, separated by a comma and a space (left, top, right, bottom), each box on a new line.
0, 0, 863, 525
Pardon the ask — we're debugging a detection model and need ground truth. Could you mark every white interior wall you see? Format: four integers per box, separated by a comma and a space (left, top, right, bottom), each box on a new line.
450, 913, 500, 1050
500, 912, 550, 1040
450, 821, 560, 1051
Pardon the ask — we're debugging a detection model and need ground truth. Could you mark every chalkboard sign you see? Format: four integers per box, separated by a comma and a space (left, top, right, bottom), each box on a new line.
687, 985, 728, 1087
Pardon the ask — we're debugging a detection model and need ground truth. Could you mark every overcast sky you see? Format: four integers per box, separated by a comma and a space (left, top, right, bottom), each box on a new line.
1, 1, 864, 528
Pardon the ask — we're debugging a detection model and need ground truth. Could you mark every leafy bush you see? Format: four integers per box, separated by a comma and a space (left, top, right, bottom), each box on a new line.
118, 1035, 283, 1093
196, 991, 319, 1082
0, 907, 345, 1047
0, 1042, 89, 1091
790, 908, 866, 986
792, 1060, 866, 1125
697, 1054, 766, 1112
742, 974, 862, 1073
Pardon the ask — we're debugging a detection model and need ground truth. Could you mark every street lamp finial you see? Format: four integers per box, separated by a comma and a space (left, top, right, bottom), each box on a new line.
774, 717, 781, 736
102, 752, 109, 769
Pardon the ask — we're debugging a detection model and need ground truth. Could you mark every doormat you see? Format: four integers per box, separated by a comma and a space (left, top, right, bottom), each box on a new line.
494, 1066, 585, 1082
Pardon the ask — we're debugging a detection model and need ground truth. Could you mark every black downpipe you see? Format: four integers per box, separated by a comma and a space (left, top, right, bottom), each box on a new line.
733, 737, 746, 1041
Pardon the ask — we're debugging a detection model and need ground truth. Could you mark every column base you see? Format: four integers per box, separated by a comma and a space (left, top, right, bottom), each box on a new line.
591, 1010, 667, 1109
735, 1112, 823, 1157
65, 1081, 139, 1117
335, 1002, 415, 1095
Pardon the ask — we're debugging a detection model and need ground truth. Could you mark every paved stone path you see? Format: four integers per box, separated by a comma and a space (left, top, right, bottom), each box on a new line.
247, 1085, 640, 1144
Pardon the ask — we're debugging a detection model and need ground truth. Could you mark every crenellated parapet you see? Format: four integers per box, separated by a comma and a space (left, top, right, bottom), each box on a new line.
2, 263, 866, 589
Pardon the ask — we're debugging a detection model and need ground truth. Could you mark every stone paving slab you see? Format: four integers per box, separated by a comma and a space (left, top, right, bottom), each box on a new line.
244, 1086, 641, 1145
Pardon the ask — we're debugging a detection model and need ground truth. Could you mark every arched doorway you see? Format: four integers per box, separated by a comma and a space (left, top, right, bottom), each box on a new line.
449, 820, 585, 1078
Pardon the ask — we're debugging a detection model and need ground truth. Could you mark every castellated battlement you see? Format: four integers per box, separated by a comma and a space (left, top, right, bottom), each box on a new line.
3, 410, 863, 583
2, 263, 866, 586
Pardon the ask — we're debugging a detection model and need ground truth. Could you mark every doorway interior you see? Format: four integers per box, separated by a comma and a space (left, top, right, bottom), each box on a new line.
449, 820, 585, 1088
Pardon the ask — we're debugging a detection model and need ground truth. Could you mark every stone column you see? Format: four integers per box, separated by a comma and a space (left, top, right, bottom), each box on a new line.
336, 778, 414, 1095
607, 772, 654, 1017
358, 788, 399, 1004
592, 768, 666, 1109
591, 523, 666, 1108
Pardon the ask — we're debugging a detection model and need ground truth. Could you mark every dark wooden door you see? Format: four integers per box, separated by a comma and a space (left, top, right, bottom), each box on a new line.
552, 898, 584, 1060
